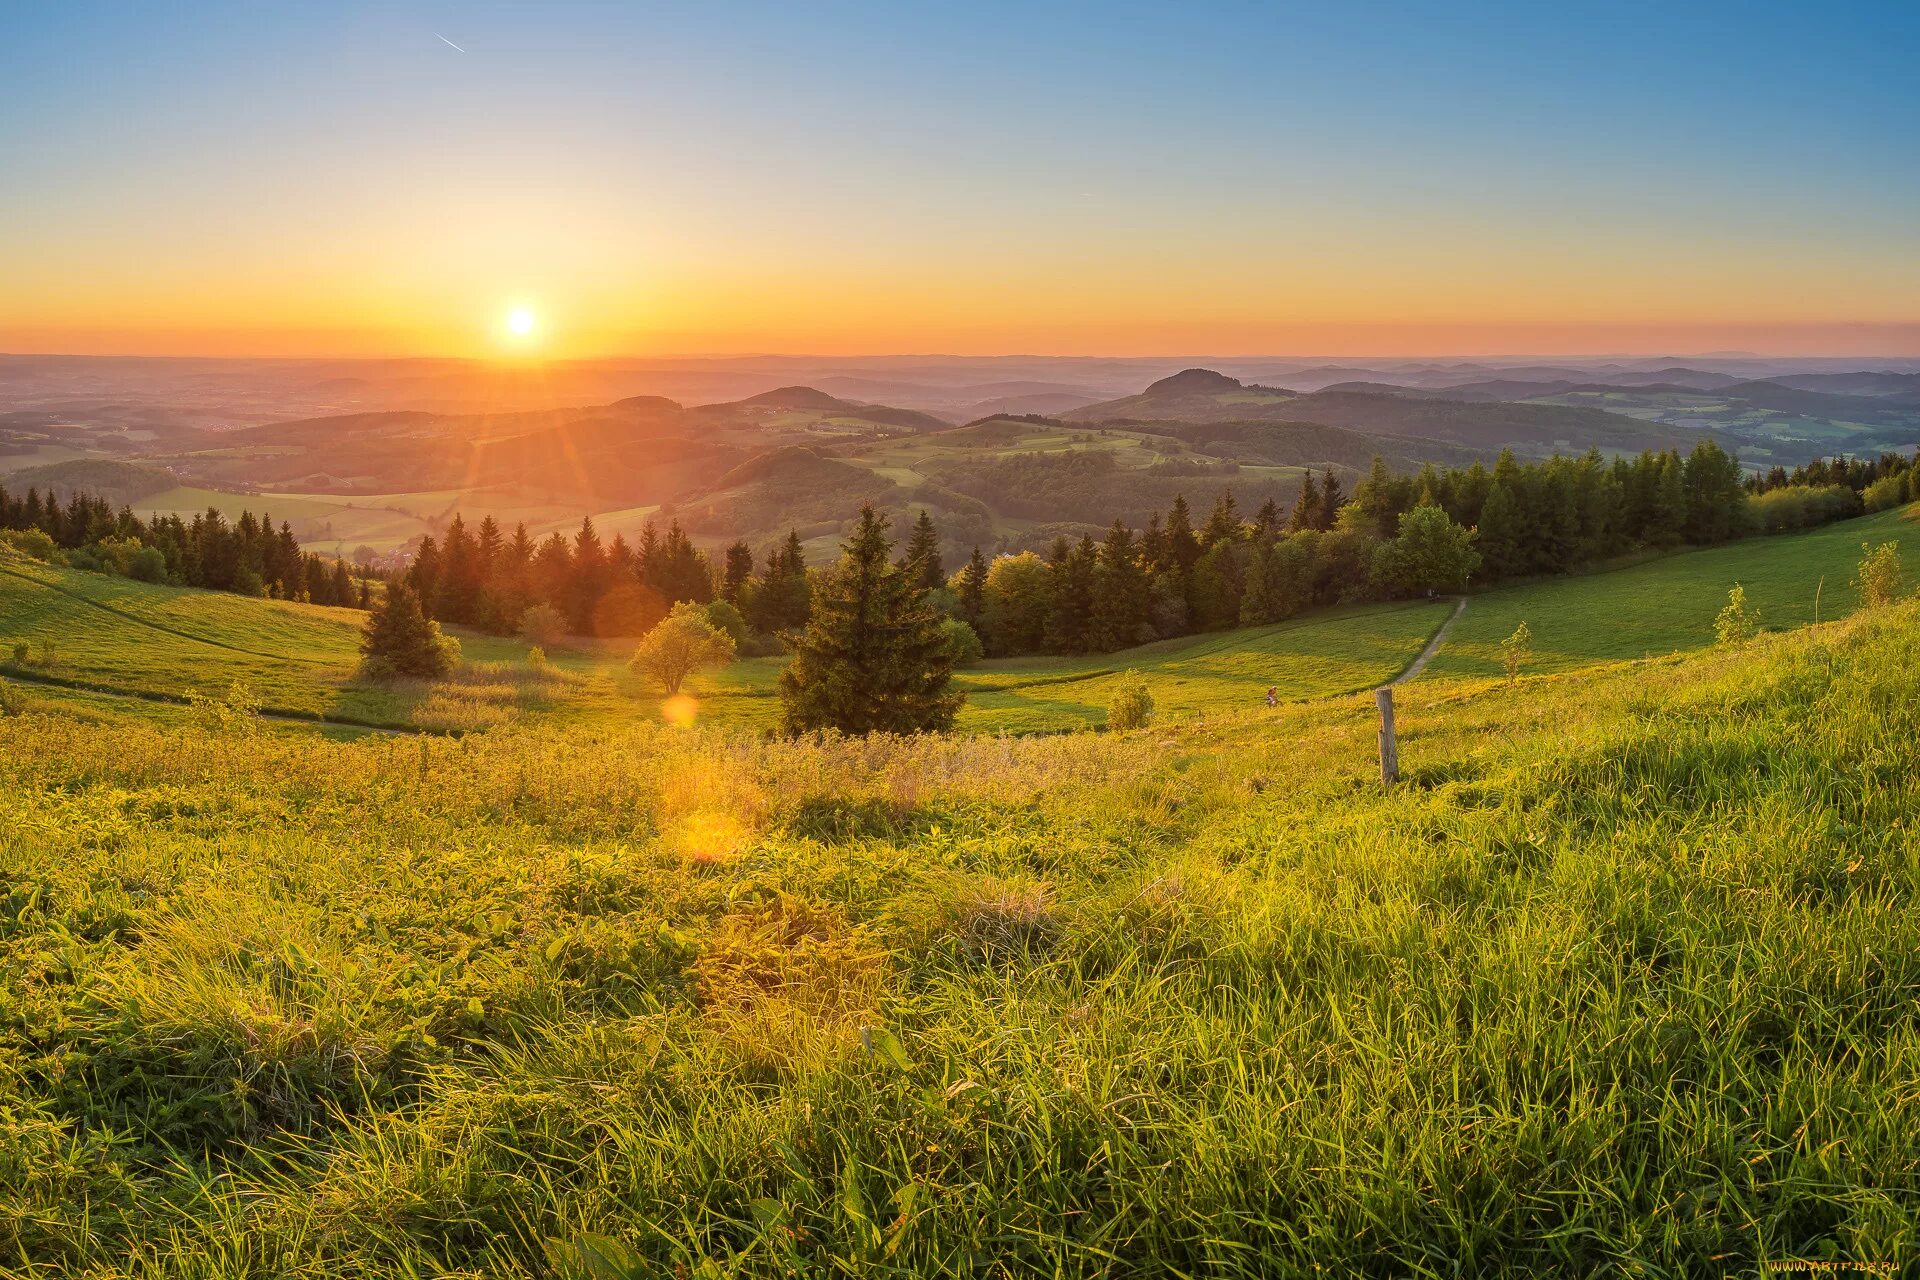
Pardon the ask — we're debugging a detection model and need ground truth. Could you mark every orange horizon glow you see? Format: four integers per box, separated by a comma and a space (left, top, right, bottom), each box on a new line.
4, 319, 1918, 362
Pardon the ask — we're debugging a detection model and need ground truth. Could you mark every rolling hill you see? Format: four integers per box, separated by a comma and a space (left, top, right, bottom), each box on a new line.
1065, 369, 1702, 457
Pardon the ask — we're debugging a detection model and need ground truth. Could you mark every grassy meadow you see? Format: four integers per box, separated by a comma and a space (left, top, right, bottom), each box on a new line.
4, 502, 1917, 738
0, 551, 1451, 736
2, 589, 1918, 1274
1424, 502, 1920, 680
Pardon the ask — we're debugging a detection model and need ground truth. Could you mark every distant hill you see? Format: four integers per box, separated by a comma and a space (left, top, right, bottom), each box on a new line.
695, 386, 950, 432
1065, 368, 1690, 457
1769, 372, 1920, 397
1062, 368, 1297, 424
957, 391, 1105, 419
1714, 380, 1920, 425
1, 458, 178, 506
671, 445, 901, 536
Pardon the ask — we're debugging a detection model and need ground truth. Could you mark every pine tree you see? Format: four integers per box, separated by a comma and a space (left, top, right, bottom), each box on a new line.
1476, 480, 1525, 579
722, 541, 755, 603
1351, 455, 1400, 536
955, 546, 988, 627
330, 560, 353, 607
407, 536, 442, 615
1089, 522, 1149, 650
779, 507, 961, 735
436, 515, 481, 624
359, 581, 454, 679
1317, 469, 1344, 530
1288, 472, 1321, 533
1044, 536, 1098, 654
901, 509, 944, 591
1650, 452, 1687, 547
1165, 496, 1201, 574
1239, 541, 1275, 626
1200, 491, 1242, 548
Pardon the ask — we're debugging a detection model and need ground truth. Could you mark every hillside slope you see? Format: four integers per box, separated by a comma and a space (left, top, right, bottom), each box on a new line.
2, 589, 1918, 1273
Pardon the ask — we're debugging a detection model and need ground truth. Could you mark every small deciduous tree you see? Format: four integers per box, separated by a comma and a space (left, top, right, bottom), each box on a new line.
1499, 621, 1532, 687
630, 601, 736, 695
1372, 505, 1480, 595
519, 602, 568, 649
938, 617, 984, 667
1853, 541, 1903, 609
360, 582, 457, 679
1714, 583, 1760, 646
1105, 670, 1154, 731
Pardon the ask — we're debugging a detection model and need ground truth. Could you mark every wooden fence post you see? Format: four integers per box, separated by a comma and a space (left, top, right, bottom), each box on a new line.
1374, 686, 1398, 784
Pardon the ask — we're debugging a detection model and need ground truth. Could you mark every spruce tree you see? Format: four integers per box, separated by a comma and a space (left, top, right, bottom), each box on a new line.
956, 546, 988, 627
1476, 480, 1525, 579
1288, 473, 1321, 533
1200, 491, 1242, 548
359, 582, 454, 679
1316, 469, 1344, 530
1165, 496, 1201, 574
722, 541, 755, 603
779, 507, 960, 735
1650, 452, 1688, 547
1089, 522, 1149, 649
901, 509, 944, 591
1044, 537, 1098, 654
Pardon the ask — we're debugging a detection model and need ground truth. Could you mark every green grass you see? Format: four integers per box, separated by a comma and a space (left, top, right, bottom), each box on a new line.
2, 588, 1918, 1274
8, 503, 1916, 739
667, 600, 1451, 734
0, 552, 1452, 737
1425, 502, 1920, 680
0, 554, 620, 730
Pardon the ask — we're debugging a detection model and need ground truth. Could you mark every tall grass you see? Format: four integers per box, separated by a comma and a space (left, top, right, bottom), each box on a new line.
0, 603, 1917, 1274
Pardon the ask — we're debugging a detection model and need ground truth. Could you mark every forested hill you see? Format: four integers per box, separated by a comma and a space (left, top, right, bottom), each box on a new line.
1065, 368, 1723, 457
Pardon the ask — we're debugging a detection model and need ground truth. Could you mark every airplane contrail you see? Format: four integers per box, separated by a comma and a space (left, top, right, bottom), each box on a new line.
434, 32, 466, 52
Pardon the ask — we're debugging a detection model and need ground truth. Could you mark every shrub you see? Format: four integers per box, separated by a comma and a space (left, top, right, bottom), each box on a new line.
0, 684, 22, 717
8, 642, 26, 666
526, 645, 549, 670
1500, 621, 1532, 687
1370, 504, 1480, 595
938, 617, 984, 667
1714, 583, 1760, 646
704, 599, 751, 648
127, 545, 169, 583
186, 682, 262, 736
1853, 541, 1903, 609
0, 528, 57, 561
1861, 473, 1910, 513
630, 601, 736, 696
1749, 484, 1861, 534
519, 603, 569, 650
1106, 670, 1154, 731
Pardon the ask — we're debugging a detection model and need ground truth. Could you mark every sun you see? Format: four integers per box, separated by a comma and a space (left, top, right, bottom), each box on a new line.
505, 306, 537, 336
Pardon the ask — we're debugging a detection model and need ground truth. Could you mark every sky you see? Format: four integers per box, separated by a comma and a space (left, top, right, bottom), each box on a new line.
2, 0, 1917, 359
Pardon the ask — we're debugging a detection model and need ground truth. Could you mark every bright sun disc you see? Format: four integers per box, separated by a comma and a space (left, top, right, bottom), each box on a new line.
505, 306, 536, 336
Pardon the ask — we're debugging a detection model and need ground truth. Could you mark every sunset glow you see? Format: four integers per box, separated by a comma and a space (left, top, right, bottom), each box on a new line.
2, 3, 1917, 359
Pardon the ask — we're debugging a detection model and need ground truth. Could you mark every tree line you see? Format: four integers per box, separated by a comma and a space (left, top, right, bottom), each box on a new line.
946, 441, 1778, 658
402, 513, 811, 642
405, 438, 1904, 664
0, 485, 359, 605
